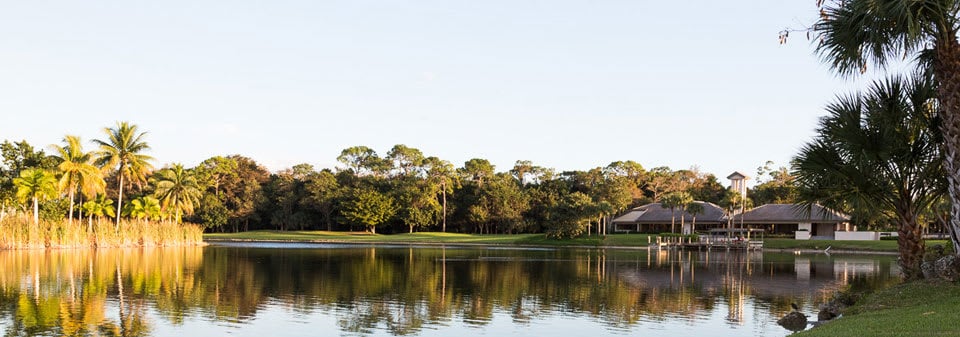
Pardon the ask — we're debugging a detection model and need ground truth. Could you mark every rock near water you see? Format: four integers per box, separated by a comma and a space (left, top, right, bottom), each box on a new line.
777, 311, 808, 332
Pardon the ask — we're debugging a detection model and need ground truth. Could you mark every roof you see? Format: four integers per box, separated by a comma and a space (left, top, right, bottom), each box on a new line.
733, 204, 849, 224
612, 201, 726, 224
726, 171, 750, 180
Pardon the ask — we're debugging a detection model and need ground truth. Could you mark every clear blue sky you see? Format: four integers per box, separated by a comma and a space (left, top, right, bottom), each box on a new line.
0, 1, 872, 184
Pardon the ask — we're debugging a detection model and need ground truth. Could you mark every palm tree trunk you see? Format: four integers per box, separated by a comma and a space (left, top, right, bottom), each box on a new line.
32, 197, 39, 225
116, 174, 124, 230
442, 183, 447, 233
68, 188, 75, 224
897, 206, 925, 280
935, 37, 960, 254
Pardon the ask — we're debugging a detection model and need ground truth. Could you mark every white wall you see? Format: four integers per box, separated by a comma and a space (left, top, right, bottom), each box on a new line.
835, 231, 880, 241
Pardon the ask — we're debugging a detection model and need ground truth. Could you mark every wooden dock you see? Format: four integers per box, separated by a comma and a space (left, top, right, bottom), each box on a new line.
654, 235, 764, 251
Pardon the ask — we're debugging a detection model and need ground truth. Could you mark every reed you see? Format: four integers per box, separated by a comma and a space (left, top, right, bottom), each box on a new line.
0, 216, 205, 249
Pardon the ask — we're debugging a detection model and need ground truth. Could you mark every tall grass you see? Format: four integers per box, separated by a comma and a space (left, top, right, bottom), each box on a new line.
0, 216, 204, 249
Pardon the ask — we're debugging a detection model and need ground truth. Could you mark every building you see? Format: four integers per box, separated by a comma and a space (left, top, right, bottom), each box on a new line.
611, 201, 726, 234
732, 204, 850, 239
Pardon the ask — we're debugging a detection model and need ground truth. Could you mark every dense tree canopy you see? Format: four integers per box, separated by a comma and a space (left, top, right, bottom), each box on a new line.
1, 123, 811, 239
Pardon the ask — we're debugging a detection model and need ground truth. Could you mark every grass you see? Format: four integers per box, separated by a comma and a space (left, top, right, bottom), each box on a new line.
205, 231, 661, 247
205, 231, 672, 248
794, 281, 960, 337
205, 231, 952, 252
0, 216, 204, 249
764, 238, 951, 252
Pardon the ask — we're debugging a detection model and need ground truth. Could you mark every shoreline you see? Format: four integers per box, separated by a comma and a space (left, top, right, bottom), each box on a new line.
204, 237, 900, 255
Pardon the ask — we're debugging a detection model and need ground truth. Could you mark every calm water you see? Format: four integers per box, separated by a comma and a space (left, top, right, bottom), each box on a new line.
0, 243, 900, 337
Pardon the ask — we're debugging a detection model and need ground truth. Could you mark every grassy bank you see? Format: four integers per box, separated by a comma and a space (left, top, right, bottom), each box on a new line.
205, 231, 661, 247
0, 217, 205, 249
764, 238, 951, 252
205, 231, 953, 252
794, 281, 960, 337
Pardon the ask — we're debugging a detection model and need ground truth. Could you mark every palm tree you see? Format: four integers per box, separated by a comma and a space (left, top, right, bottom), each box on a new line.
674, 192, 694, 234
660, 192, 682, 234
153, 164, 202, 223
122, 196, 161, 222
425, 157, 458, 232
812, 0, 960, 253
51, 135, 105, 224
13, 168, 58, 224
93, 122, 153, 229
792, 74, 942, 280
82, 194, 116, 228
687, 201, 705, 233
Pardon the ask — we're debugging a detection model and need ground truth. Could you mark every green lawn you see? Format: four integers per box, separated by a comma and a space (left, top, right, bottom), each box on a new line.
795, 281, 960, 337
763, 238, 950, 252
204, 231, 947, 252
204, 231, 656, 247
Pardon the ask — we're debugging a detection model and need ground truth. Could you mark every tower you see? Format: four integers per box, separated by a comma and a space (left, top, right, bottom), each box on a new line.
727, 171, 750, 230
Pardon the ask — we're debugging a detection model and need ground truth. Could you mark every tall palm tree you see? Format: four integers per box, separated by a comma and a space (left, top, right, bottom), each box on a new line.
153, 164, 202, 223
13, 168, 58, 225
792, 74, 942, 280
93, 122, 153, 229
660, 192, 682, 234
812, 0, 960, 253
51, 135, 105, 224
425, 156, 458, 232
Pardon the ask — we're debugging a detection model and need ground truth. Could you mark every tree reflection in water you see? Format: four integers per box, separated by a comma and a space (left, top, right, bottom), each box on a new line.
0, 244, 899, 336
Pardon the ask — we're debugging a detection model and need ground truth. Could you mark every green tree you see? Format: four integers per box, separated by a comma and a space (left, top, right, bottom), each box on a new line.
545, 191, 594, 239
673, 191, 694, 233
811, 0, 960, 253
342, 188, 396, 234
461, 158, 495, 187
13, 168, 58, 224
51, 135, 105, 224
686, 202, 705, 231
1, 140, 58, 220
660, 192, 683, 234
792, 74, 942, 280
386, 144, 425, 177
338, 146, 389, 177
81, 194, 116, 224
394, 177, 441, 233
195, 194, 229, 230
424, 157, 458, 232
153, 164, 202, 223
122, 196, 162, 222
304, 169, 341, 231
93, 122, 154, 228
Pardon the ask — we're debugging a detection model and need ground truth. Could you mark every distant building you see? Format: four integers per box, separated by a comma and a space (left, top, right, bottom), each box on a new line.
733, 204, 850, 239
612, 202, 851, 239
611, 201, 726, 234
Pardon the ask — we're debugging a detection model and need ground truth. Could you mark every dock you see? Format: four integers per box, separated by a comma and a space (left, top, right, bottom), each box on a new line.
653, 228, 765, 251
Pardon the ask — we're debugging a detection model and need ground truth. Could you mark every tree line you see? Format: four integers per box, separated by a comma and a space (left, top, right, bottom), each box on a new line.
0, 123, 804, 238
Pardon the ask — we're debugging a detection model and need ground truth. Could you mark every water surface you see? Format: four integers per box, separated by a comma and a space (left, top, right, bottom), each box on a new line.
0, 243, 899, 336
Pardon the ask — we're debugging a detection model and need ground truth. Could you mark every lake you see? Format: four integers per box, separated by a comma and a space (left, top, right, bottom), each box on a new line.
0, 243, 900, 336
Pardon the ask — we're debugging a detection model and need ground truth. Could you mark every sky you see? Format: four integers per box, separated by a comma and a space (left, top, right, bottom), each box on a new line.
0, 1, 879, 186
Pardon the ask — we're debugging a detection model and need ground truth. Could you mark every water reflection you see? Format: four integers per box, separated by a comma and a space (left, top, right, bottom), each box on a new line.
0, 245, 899, 337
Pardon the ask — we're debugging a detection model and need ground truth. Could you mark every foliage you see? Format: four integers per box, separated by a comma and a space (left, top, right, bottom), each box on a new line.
13, 168, 59, 224
792, 74, 943, 280
153, 163, 202, 223
194, 194, 228, 229
0, 217, 203, 249
793, 281, 960, 337
93, 121, 154, 228
545, 192, 595, 239
809, 0, 960, 255
342, 188, 397, 234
